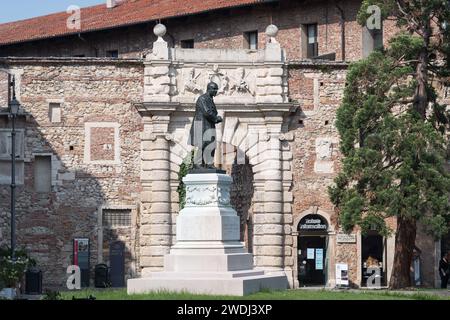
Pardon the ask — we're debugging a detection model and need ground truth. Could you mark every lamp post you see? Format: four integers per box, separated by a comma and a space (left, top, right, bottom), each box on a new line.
8, 78, 20, 262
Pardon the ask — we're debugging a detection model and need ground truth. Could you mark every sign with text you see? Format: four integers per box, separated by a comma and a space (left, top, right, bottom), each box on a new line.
336, 263, 349, 287
336, 233, 357, 243
315, 249, 323, 270
73, 238, 90, 287
307, 248, 315, 259
298, 214, 328, 231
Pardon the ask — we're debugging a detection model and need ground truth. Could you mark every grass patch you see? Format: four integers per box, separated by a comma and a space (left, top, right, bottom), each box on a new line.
59, 288, 447, 301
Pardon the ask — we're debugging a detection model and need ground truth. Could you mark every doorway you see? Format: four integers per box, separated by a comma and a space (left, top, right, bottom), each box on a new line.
298, 235, 327, 286
361, 232, 386, 287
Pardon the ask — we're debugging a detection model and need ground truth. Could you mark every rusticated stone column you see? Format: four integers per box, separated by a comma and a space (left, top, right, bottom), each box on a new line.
250, 112, 285, 271
139, 112, 173, 276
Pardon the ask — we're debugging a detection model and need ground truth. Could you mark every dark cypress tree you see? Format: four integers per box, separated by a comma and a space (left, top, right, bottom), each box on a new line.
329, 0, 450, 288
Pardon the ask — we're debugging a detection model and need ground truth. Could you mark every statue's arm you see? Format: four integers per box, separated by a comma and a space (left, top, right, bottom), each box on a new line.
199, 98, 221, 123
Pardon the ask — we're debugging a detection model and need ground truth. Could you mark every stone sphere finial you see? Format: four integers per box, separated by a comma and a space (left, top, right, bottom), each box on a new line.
266, 24, 279, 38
154, 23, 167, 39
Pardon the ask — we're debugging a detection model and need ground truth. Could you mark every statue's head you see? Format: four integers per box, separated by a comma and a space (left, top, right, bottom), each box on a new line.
206, 82, 219, 97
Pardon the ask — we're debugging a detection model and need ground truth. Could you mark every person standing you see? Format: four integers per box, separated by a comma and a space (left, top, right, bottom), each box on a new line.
439, 253, 449, 289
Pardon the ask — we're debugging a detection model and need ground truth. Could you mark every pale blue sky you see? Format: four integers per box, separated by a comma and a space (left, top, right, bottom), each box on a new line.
0, 1, 104, 23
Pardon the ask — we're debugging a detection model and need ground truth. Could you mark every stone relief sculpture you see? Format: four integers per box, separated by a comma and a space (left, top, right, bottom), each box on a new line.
208, 64, 229, 95
229, 67, 254, 96
183, 67, 202, 94
185, 184, 231, 207
315, 139, 334, 161
179, 66, 256, 98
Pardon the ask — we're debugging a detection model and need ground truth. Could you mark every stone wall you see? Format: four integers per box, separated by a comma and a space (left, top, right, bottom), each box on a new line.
289, 63, 346, 221
0, 71, 8, 108
0, 59, 144, 288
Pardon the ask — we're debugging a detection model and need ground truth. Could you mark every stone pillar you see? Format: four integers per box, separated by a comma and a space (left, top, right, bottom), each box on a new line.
256, 25, 287, 104
140, 112, 172, 275
251, 113, 285, 271
144, 24, 173, 103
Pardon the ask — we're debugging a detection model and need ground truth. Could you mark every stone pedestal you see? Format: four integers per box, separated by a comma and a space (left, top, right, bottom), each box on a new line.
128, 172, 288, 296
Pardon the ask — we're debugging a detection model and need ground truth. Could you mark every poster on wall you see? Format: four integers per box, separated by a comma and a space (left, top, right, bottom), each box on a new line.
336, 263, 349, 287
315, 249, 323, 270
307, 248, 315, 259
73, 238, 90, 287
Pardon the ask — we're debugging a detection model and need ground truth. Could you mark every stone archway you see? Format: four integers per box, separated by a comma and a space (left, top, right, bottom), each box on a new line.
135, 23, 298, 286
137, 107, 296, 281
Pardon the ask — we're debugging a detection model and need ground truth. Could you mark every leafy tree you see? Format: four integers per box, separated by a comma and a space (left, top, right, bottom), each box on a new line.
329, 0, 450, 288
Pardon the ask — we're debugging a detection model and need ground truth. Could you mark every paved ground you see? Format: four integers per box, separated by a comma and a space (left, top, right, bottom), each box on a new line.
297, 285, 450, 298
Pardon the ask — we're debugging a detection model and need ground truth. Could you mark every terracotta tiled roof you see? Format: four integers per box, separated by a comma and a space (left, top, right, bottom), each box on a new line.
0, 0, 269, 46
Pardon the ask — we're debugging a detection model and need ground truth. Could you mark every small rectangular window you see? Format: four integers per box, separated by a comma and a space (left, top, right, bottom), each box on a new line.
103, 209, 132, 228
73, 54, 85, 57
181, 39, 194, 49
306, 24, 318, 58
0, 129, 24, 160
0, 129, 24, 185
0, 160, 24, 185
106, 50, 119, 58
244, 31, 258, 50
34, 155, 52, 193
49, 103, 61, 123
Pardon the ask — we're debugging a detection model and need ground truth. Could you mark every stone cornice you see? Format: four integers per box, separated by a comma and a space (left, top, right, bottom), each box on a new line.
135, 102, 299, 114
288, 60, 349, 69
0, 57, 144, 66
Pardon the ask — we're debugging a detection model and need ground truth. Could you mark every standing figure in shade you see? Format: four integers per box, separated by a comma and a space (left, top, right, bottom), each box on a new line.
439, 252, 449, 289
188, 82, 223, 168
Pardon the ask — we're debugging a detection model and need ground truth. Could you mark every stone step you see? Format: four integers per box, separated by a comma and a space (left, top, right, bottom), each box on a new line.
164, 253, 254, 272
128, 274, 289, 296
149, 269, 266, 279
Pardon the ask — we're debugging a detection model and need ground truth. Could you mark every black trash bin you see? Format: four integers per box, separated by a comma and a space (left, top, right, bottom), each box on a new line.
94, 264, 109, 288
25, 267, 42, 295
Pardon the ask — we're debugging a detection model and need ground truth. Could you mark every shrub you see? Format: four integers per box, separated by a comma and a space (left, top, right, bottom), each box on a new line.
0, 247, 36, 289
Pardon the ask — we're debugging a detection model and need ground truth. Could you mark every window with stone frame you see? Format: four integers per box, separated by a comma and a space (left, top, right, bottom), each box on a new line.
0, 129, 24, 185
34, 155, 52, 193
301, 24, 319, 59
103, 209, 132, 228
244, 31, 258, 50
106, 50, 119, 58
181, 39, 194, 49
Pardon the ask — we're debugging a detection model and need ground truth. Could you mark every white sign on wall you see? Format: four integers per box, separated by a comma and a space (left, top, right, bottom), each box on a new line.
307, 248, 315, 259
315, 249, 323, 270
336, 233, 357, 243
336, 263, 349, 287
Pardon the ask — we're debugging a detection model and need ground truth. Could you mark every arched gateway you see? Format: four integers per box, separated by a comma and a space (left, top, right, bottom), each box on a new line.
134, 25, 298, 286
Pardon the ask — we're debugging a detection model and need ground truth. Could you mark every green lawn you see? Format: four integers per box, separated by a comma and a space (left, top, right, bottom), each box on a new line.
58, 288, 447, 300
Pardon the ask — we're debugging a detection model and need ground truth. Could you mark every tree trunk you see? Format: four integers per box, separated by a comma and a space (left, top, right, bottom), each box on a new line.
389, 216, 417, 289
413, 23, 431, 119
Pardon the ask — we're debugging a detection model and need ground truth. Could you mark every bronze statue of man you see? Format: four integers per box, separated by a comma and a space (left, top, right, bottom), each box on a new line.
189, 82, 223, 168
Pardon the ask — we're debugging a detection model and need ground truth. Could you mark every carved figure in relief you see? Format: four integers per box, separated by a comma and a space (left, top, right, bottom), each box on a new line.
184, 68, 202, 94
208, 65, 229, 95
229, 67, 253, 96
